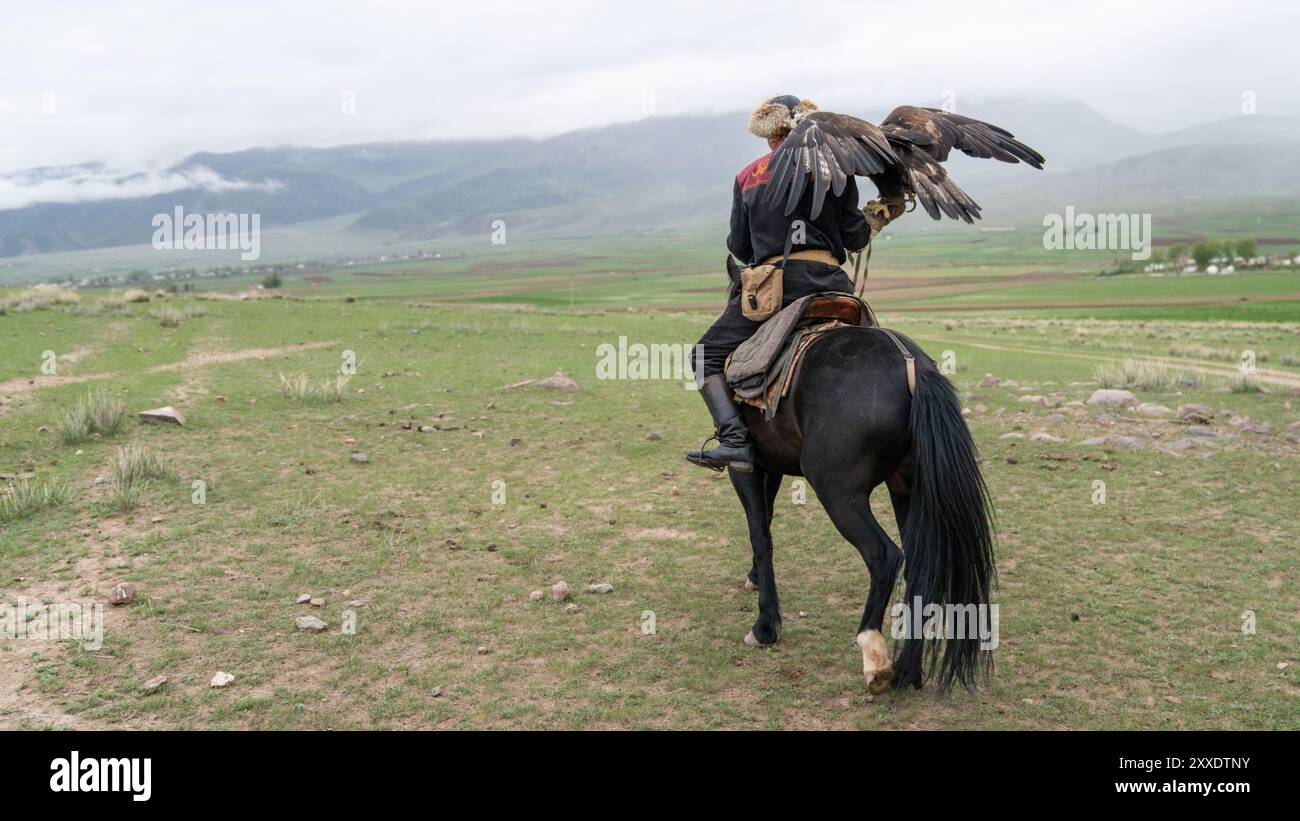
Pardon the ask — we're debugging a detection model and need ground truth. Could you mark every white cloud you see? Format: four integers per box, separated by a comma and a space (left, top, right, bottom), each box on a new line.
0, 166, 282, 210
0, 0, 1294, 176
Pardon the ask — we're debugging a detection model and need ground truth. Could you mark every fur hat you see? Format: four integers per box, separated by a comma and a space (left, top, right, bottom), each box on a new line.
748, 95, 818, 140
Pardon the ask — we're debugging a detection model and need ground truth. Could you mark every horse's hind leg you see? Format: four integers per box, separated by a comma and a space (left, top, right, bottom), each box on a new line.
887, 479, 923, 690
808, 469, 904, 695
731, 465, 781, 645
745, 472, 783, 591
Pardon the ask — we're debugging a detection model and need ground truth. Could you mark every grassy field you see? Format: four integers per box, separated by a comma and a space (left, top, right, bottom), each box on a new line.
1, 260, 1298, 728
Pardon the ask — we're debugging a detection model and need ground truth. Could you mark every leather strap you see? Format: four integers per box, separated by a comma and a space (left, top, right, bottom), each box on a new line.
877, 328, 916, 396
760, 249, 841, 267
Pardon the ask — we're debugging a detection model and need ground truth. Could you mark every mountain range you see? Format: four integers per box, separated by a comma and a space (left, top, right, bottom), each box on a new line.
2, 99, 1297, 259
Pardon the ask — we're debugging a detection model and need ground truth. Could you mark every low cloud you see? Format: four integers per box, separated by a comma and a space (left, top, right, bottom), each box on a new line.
0, 165, 282, 210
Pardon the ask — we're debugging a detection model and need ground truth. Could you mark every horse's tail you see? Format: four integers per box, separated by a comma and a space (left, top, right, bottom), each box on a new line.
895, 357, 996, 692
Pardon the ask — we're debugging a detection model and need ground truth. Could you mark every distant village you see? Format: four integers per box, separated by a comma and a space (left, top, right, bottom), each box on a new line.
1116, 238, 1300, 276
42, 248, 462, 291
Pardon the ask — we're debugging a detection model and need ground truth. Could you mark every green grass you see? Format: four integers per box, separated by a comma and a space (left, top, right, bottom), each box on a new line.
1, 256, 1297, 729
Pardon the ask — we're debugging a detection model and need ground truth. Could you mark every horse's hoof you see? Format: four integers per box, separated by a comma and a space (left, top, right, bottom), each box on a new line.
867, 668, 893, 695
742, 578, 758, 591
743, 630, 759, 646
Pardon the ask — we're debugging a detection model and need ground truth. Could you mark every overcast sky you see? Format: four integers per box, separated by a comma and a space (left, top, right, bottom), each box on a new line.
1, 0, 1296, 178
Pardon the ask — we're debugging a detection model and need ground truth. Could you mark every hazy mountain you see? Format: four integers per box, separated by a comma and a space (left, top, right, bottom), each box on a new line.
1, 99, 1296, 259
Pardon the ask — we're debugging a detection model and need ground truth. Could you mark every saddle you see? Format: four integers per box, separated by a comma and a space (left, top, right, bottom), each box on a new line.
724, 292, 879, 419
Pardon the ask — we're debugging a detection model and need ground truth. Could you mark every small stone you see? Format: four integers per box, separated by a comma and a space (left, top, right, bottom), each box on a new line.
509, 437, 522, 446
149, 515, 163, 524
565, 603, 580, 614
296, 615, 328, 632
419, 426, 436, 433
430, 686, 443, 697
309, 597, 325, 607
670, 486, 681, 496
1029, 432, 1062, 443
93, 476, 105, 485
1176, 403, 1213, 423
1087, 389, 1138, 408
538, 371, 581, 392
108, 582, 136, 606
1279, 662, 1290, 671
210, 671, 236, 688
999, 432, 1025, 440
550, 580, 572, 601
296, 594, 311, 604
586, 583, 614, 594
528, 590, 545, 601
350, 452, 369, 463
977, 373, 1001, 388
37, 425, 49, 433
1110, 436, 1145, 451
1070, 613, 1080, 621
142, 675, 168, 692
476, 645, 490, 655
1079, 436, 1108, 446
1135, 402, 1173, 417
138, 406, 185, 425
646, 431, 662, 441
960, 407, 972, 417
215, 395, 227, 403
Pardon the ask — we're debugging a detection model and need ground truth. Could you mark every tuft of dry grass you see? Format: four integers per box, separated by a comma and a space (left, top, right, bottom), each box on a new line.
1092, 358, 1183, 391
107, 444, 170, 512
278, 372, 350, 402
0, 478, 72, 523
58, 389, 128, 444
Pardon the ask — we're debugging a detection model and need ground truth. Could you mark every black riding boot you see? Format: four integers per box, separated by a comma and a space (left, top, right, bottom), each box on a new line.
686, 374, 754, 472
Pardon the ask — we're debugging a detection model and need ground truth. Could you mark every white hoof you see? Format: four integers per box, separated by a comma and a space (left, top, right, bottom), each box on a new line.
856, 629, 893, 695
743, 630, 759, 647
743, 578, 758, 591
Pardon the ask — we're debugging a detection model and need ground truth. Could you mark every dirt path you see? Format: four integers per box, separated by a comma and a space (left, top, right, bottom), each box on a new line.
0, 340, 338, 414
907, 333, 1300, 389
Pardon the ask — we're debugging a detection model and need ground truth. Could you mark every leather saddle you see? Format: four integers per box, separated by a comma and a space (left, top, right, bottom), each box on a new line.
724, 292, 877, 418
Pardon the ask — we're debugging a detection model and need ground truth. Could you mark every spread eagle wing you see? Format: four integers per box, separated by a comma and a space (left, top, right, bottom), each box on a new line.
764, 107, 1045, 223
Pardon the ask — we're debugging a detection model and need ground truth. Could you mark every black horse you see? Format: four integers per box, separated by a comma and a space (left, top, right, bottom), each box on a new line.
721, 275, 995, 694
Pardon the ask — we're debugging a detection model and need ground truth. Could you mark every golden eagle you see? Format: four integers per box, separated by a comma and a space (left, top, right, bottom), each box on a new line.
764, 106, 1045, 223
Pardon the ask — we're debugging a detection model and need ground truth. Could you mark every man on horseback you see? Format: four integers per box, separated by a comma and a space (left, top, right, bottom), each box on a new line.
687, 95, 892, 473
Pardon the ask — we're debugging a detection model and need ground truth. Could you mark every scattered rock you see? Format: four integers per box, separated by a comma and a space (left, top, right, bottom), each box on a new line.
977, 374, 1001, 388
550, 580, 572, 602
142, 675, 168, 693
565, 603, 580, 614
999, 432, 1026, 440
476, 645, 490, 655
587, 583, 614, 594
1109, 436, 1145, 451
350, 452, 369, 463
309, 597, 325, 607
960, 407, 972, 418
1176, 403, 1213, 423
1018, 395, 1049, 406
1087, 389, 1138, 408
419, 426, 436, 433
1029, 432, 1062, 443
1162, 438, 1200, 453
108, 582, 136, 606
538, 371, 581, 392
430, 686, 443, 698
646, 431, 662, 441
295, 615, 328, 632
1184, 426, 1226, 440
295, 594, 312, 604
509, 437, 523, 446
1135, 403, 1172, 417
210, 671, 236, 688
138, 406, 185, 425
1078, 436, 1108, 446
528, 590, 545, 602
